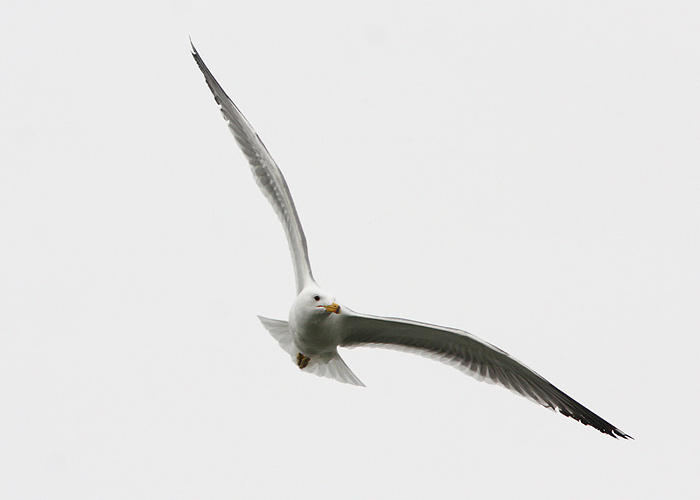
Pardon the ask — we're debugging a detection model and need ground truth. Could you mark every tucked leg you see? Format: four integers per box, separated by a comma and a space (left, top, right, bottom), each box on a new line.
296, 352, 311, 369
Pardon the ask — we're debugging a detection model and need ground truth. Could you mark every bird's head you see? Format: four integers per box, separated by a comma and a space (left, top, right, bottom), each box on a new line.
298, 287, 341, 316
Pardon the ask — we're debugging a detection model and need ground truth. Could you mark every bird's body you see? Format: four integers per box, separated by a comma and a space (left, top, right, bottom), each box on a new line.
191, 42, 631, 439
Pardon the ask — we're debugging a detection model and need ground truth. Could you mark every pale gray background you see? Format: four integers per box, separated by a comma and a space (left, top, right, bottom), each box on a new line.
1, 1, 698, 498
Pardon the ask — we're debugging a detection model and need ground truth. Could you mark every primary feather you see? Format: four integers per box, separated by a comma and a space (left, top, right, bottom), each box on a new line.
191, 41, 314, 294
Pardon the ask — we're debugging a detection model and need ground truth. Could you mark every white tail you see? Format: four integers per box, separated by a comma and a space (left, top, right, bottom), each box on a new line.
257, 316, 365, 387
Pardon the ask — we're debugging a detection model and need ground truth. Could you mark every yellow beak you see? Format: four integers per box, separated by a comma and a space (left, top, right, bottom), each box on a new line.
318, 302, 341, 314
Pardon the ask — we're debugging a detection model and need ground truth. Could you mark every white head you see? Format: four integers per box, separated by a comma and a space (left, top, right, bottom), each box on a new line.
290, 286, 341, 327
300, 286, 340, 314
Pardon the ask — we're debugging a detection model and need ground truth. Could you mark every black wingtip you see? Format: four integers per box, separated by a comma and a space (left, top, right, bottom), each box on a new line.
613, 429, 634, 440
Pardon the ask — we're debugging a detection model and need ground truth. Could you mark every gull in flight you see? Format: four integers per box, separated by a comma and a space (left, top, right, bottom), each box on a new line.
191, 42, 631, 439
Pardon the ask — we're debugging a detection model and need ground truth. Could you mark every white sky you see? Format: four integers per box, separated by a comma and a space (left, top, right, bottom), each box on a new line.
1, 1, 699, 498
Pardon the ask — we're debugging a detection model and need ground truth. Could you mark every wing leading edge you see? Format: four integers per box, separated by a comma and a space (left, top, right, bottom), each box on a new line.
339, 309, 632, 439
191, 42, 314, 294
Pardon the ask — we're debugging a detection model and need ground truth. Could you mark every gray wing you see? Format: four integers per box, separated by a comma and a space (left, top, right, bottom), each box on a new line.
339, 308, 631, 439
191, 41, 314, 294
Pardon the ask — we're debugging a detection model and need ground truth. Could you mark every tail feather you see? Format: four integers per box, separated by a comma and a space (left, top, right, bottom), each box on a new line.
257, 316, 296, 356
305, 353, 365, 387
257, 316, 365, 387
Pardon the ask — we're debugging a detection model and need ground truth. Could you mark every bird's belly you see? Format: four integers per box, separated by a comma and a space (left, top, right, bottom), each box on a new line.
292, 322, 340, 356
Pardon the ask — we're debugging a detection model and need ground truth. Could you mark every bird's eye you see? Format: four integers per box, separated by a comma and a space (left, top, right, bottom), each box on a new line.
313, 295, 320, 301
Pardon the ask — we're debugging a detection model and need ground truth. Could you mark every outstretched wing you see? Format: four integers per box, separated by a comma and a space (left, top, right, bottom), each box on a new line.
338, 308, 631, 439
191, 41, 314, 294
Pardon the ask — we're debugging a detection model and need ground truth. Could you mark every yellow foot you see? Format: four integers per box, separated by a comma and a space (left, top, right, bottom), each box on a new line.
296, 352, 311, 369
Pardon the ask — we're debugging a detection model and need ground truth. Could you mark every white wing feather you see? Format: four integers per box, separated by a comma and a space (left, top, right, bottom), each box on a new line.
191, 42, 314, 294
338, 308, 631, 439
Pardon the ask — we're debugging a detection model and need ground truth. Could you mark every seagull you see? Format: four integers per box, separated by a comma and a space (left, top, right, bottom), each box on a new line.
191, 42, 631, 439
